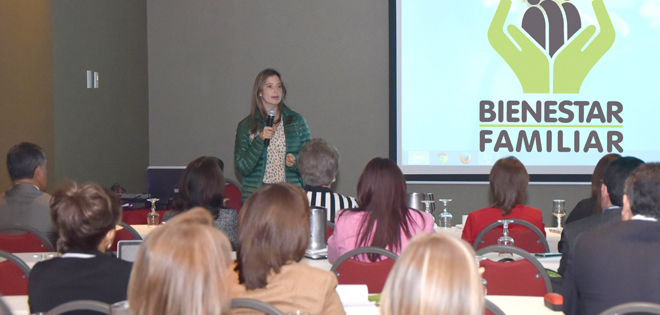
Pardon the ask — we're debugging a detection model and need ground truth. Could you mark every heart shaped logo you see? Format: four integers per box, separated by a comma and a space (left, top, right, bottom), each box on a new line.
522, 0, 582, 57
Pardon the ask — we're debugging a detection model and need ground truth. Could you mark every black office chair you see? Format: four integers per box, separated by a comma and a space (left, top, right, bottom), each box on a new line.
47, 300, 110, 314
230, 298, 285, 315
599, 302, 660, 315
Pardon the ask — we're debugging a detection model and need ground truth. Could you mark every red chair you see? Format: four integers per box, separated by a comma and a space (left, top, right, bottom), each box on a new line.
477, 245, 552, 296
110, 222, 142, 252
0, 224, 55, 253
473, 219, 549, 253
330, 247, 398, 294
0, 250, 30, 295
121, 209, 171, 225
225, 178, 243, 213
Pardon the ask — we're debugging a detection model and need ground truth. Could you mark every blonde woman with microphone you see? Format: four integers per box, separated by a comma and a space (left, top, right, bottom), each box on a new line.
234, 69, 311, 202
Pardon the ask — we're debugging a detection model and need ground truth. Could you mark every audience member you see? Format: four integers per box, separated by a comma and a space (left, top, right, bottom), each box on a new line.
461, 156, 545, 245
129, 208, 232, 315
163, 156, 238, 249
558, 156, 643, 276
563, 163, 660, 315
229, 183, 345, 315
564, 154, 621, 225
327, 158, 434, 263
380, 233, 484, 315
0, 142, 57, 245
28, 182, 131, 314
298, 138, 358, 222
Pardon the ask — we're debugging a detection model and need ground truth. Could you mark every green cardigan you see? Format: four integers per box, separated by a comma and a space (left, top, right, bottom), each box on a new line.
234, 104, 311, 202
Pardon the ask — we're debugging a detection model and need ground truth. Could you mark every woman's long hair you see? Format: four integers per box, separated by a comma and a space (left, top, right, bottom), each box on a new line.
489, 157, 528, 216
248, 68, 286, 134
343, 158, 417, 262
235, 183, 310, 290
380, 233, 484, 315
590, 154, 621, 214
171, 156, 225, 218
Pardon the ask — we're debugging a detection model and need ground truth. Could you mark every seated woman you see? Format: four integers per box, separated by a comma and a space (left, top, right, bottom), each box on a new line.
28, 182, 132, 314
380, 233, 484, 315
164, 156, 238, 249
129, 208, 232, 315
228, 183, 345, 315
327, 158, 434, 263
461, 156, 545, 246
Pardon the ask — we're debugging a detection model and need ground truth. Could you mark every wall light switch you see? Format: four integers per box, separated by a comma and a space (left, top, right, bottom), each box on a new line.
86, 70, 92, 88
94, 72, 99, 88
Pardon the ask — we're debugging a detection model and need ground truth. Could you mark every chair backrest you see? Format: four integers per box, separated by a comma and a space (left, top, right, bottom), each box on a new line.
485, 298, 506, 315
599, 302, 660, 315
0, 224, 55, 253
0, 294, 14, 315
47, 300, 110, 315
230, 298, 285, 315
110, 222, 143, 252
0, 250, 31, 296
224, 178, 243, 213
330, 247, 398, 294
476, 245, 552, 296
473, 219, 549, 253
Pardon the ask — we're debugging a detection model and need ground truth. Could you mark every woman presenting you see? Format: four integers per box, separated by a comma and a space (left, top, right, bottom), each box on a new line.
234, 69, 311, 202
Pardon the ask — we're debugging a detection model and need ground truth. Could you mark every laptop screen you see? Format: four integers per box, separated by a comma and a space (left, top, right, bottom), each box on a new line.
117, 240, 142, 262
147, 166, 186, 200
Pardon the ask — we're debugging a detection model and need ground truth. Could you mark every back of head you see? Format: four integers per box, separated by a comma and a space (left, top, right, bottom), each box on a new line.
490, 156, 528, 216
380, 233, 484, 315
173, 156, 226, 215
624, 163, 660, 219
50, 182, 121, 252
590, 154, 621, 199
602, 156, 644, 207
354, 158, 411, 261
298, 138, 340, 187
129, 208, 232, 315
6, 142, 46, 181
236, 183, 310, 290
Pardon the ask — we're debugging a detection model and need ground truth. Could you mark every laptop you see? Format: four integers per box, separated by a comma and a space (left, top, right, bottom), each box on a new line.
117, 240, 142, 262
146, 166, 186, 201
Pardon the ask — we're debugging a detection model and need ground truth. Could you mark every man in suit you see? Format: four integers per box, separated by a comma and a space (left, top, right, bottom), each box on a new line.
557, 156, 644, 276
0, 142, 58, 246
563, 163, 660, 315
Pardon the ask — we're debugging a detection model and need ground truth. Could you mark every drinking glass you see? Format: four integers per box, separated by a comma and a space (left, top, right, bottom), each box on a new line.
552, 199, 566, 230
421, 200, 434, 214
437, 199, 453, 228
146, 198, 160, 227
497, 219, 515, 246
425, 193, 436, 213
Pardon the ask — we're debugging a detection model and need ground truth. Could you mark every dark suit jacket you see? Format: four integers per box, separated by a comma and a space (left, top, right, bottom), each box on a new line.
557, 207, 622, 276
0, 183, 58, 245
565, 197, 597, 225
563, 220, 660, 315
28, 250, 132, 314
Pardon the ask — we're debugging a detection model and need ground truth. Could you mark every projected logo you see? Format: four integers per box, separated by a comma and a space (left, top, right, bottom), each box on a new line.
488, 0, 615, 94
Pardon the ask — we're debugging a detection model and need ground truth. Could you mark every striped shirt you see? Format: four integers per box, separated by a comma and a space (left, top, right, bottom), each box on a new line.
305, 186, 359, 222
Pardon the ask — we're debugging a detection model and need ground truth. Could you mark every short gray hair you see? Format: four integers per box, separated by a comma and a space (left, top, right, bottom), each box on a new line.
298, 139, 339, 187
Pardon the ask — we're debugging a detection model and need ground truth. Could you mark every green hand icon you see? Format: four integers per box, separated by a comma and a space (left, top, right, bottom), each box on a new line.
553, 0, 615, 94
488, 0, 549, 93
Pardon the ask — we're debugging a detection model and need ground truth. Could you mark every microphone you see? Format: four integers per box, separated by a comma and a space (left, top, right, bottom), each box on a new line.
264, 109, 277, 147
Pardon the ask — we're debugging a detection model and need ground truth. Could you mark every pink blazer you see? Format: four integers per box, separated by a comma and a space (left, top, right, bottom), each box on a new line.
327, 209, 434, 263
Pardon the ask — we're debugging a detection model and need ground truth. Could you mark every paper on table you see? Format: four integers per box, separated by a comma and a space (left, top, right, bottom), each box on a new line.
336, 285, 376, 308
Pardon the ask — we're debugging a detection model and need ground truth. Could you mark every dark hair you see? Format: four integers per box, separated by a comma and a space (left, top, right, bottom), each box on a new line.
235, 183, 309, 290
490, 157, 528, 216
6, 142, 46, 181
589, 154, 621, 214
602, 156, 644, 207
50, 182, 122, 251
298, 138, 340, 187
343, 158, 418, 262
172, 156, 226, 218
624, 163, 660, 218
248, 69, 287, 134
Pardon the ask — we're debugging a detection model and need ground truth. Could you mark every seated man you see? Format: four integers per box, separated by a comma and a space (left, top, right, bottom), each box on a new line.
558, 156, 644, 276
297, 138, 357, 222
0, 142, 58, 246
563, 163, 660, 315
